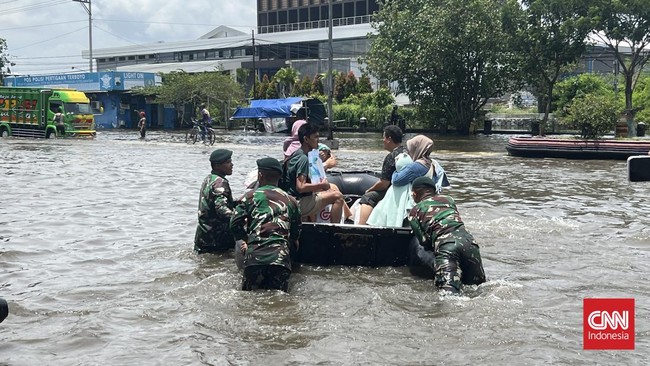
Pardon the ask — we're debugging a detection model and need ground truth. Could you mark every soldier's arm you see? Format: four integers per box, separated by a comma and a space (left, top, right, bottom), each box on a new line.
229, 201, 248, 241
213, 192, 234, 220
288, 198, 302, 249
407, 211, 430, 249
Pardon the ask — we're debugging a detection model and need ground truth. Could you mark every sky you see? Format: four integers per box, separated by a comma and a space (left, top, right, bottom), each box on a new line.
0, 0, 257, 76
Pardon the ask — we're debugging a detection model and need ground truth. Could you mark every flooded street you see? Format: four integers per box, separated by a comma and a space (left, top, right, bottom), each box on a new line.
0, 130, 648, 364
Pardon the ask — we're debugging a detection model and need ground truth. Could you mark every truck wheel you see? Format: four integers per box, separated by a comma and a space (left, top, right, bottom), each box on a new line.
0, 128, 8, 138
47, 130, 57, 139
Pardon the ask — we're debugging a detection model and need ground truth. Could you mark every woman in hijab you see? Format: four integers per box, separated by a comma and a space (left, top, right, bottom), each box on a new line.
392, 135, 434, 184
392, 135, 449, 193
283, 119, 307, 159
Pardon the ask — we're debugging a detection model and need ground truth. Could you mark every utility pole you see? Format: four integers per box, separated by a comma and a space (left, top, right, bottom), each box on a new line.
327, 0, 334, 142
73, 0, 93, 72
252, 29, 256, 99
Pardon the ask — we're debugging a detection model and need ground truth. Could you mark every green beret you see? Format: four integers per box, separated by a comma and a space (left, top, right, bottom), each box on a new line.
318, 143, 331, 151
209, 149, 232, 163
412, 176, 437, 190
256, 157, 283, 174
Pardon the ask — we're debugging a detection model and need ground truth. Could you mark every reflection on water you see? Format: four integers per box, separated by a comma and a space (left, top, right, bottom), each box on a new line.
0, 130, 648, 364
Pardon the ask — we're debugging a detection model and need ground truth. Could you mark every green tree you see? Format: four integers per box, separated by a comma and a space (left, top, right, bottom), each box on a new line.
296, 75, 312, 96
357, 74, 373, 94
267, 77, 279, 99
133, 70, 244, 125
257, 74, 270, 99
311, 74, 324, 95
566, 93, 620, 139
0, 38, 12, 84
371, 87, 395, 108
236, 68, 249, 86
366, 0, 517, 134
590, 0, 650, 136
344, 71, 358, 98
632, 74, 650, 124
273, 67, 300, 98
502, 0, 593, 135
334, 71, 347, 103
554, 73, 616, 116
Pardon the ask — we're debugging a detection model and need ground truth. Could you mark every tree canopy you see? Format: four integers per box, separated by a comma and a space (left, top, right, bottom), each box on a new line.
0, 38, 12, 85
502, 0, 593, 134
133, 70, 244, 124
590, 0, 650, 136
365, 0, 517, 134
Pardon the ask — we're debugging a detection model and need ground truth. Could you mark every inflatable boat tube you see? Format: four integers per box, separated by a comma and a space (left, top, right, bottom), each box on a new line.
0, 297, 7, 324
326, 170, 380, 197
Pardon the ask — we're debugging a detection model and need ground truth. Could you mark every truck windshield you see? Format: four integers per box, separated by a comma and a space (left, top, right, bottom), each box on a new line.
64, 103, 92, 114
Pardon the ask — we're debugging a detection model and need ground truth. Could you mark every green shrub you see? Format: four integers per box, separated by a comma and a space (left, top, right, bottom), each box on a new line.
566, 93, 620, 139
633, 74, 650, 124
554, 74, 615, 116
333, 104, 392, 128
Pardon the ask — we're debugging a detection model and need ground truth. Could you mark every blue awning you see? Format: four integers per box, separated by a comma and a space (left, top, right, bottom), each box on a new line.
231, 97, 303, 119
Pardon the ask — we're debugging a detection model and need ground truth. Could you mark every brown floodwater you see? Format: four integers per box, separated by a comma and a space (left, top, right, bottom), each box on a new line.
0, 130, 647, 364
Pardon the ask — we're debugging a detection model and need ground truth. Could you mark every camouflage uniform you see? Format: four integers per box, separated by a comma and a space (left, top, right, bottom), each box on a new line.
230, 184, 302, 291
193, 171, 235, 253
407, 195, 486, 293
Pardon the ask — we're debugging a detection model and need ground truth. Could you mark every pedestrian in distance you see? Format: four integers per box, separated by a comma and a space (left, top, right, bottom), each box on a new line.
53, 107, 65, 137
407, 176, 486, 294
138, 111, 146, 139
231, 157, 302, 292
194, 149, 236, 254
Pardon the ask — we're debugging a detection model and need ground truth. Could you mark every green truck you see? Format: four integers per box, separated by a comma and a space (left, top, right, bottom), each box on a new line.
0, 87, 96, 138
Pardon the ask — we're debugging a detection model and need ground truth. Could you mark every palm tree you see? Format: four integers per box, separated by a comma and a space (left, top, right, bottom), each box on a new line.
273, 67, 300, 98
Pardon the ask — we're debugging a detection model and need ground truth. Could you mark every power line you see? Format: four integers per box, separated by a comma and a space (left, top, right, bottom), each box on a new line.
0, 19, 86, 31
1, 0, 68, 15
9, 26, 87, 52
12, 54, 85, 60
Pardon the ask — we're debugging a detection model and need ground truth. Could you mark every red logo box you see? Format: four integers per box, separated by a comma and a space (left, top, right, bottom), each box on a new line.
583, 298, 635, 350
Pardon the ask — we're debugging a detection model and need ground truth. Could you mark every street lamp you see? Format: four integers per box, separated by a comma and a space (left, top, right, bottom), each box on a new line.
72, 0, 93, 72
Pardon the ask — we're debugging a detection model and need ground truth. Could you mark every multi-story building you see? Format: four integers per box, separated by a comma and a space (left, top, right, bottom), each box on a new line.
257, 0, 378, 34
89, 1, 378, 87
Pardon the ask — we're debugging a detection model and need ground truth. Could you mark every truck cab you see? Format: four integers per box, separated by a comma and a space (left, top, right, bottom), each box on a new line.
0, 87, 96, 138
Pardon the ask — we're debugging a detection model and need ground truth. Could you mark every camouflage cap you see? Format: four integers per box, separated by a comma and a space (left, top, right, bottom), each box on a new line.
412, 176, 437, 190
209, 149, 232, 163
256, 157, 283, 174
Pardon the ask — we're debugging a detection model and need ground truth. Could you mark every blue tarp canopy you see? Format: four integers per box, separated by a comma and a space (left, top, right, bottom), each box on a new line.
231, 97, 303, 119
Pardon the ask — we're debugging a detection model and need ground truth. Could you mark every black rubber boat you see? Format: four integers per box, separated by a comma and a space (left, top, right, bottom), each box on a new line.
296, 171, 414, 267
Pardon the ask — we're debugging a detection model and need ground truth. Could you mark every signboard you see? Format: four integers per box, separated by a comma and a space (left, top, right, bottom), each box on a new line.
4, 72, 159, 92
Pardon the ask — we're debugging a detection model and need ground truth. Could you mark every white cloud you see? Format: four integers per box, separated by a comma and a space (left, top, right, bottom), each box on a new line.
0, 0, 256, 75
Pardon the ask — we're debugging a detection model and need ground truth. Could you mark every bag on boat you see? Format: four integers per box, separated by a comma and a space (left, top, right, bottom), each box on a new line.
308, 149, 326, 183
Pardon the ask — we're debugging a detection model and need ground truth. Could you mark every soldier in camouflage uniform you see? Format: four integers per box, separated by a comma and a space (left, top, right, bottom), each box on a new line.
407, 176, 486, 293
193, 149, 236, 254
230, 157, 302, 292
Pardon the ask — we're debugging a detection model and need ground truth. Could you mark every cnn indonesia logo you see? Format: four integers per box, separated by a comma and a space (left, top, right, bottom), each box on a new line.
583, 298, 635, 350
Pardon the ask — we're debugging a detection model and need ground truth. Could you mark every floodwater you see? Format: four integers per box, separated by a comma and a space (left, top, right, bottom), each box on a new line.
0, 130, 648, 365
